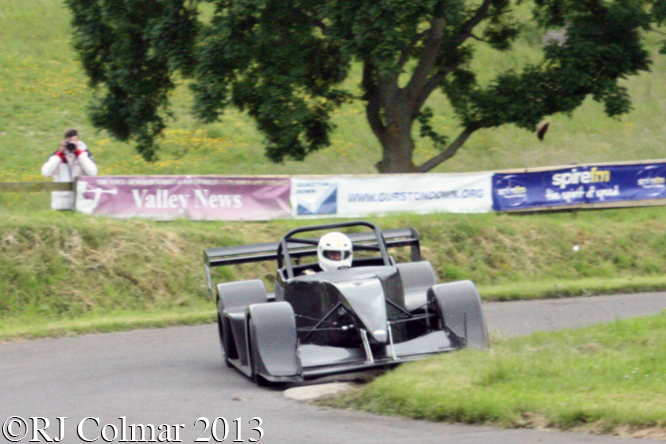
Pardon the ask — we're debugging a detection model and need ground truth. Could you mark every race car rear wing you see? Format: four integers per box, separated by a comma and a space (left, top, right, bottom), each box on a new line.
204, 227, 422, 298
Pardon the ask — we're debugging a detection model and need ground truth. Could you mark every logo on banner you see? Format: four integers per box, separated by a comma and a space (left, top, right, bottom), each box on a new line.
295, 182, 338, 215
551, 167, 611, 189
493, 175, 528, 207
636, 166, 666, 197
76, 181, 118, 214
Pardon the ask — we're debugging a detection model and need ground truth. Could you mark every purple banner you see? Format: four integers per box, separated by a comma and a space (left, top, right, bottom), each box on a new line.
75, 176, 291, 220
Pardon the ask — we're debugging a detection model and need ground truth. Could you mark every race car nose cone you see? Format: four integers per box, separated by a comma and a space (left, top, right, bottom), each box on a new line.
334, 278, 388, 344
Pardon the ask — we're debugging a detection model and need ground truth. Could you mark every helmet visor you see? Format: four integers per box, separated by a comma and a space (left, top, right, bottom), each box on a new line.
322, 250, 351, 261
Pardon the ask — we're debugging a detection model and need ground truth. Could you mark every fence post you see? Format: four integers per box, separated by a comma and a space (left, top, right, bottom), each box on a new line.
0, 182, 74, 192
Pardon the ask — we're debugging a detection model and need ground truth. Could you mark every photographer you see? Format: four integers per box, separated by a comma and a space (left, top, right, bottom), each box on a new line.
41, 129, 98, 210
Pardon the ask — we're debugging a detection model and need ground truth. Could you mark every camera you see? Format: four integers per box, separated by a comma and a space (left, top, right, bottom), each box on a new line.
65, 140, 77, 151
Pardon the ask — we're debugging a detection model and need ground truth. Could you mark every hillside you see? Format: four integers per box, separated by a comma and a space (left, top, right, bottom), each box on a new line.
4, 207, 666, 339
2, 0, 666, 184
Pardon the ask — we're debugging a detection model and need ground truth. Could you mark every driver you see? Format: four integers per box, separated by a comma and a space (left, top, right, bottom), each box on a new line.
317, 232, 353, 272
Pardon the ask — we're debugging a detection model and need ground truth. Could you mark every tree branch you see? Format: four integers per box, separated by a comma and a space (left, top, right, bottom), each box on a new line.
456, 0, 493, 46
404, 17, 445, 99
397, 29, 429, 71
468, 33, 487, 42
362, 61, 387, 144
411, 68, 450, 119
404, 1, 492, 114
416, 126, 476, 172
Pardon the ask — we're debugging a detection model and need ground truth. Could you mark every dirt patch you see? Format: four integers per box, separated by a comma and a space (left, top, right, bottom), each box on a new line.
572, 423, 666, 440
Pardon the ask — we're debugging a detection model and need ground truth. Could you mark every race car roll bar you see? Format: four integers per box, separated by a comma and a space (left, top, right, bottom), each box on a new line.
203, 222, 422, 298
277, 221, 391, 279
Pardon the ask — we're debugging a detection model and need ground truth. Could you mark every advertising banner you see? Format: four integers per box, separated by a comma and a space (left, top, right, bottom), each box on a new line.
493, 163, 666, 211
292, 174, 493, 217
75, 176, 291, 220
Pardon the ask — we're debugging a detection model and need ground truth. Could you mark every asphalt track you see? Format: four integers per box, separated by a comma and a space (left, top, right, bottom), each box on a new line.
2, 292, 666, 444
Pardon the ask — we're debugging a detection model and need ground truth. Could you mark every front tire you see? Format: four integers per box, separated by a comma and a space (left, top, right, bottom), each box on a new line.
428, 280, 489, 350
217, 312, 234, 368
247, 318, 269, 386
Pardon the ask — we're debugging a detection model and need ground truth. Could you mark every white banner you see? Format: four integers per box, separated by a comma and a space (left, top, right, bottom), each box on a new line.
292, 174, 493, 217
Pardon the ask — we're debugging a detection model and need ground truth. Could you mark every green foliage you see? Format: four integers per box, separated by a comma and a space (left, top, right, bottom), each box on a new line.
62, 0, 664, 172
193, 1, 353, 163
465, 0, 653, 131
65, 0, 198, 160
416, 106, 448, 148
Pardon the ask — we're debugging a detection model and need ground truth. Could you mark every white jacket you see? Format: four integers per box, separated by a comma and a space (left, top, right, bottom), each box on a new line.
41, 141, 98, 181
41, 141, 98, 210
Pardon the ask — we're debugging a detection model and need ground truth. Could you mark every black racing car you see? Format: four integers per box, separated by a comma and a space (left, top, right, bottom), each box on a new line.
203, 221, 488, 385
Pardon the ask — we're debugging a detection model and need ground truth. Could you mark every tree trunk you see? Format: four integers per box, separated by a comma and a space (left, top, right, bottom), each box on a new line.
375, 124, 417, 173
369, 98, 418, 174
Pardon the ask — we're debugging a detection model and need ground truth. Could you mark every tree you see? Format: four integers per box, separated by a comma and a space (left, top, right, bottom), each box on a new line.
65, 0, 660, 173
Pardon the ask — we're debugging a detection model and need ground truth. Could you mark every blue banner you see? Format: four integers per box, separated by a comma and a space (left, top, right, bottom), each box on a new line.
492, 163, 666, 211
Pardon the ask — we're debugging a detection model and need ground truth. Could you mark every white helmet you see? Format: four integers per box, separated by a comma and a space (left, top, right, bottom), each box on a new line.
317, 232, 353, 272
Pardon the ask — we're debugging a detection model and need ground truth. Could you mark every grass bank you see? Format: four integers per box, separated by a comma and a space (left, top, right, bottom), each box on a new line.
3, 206, 666, 340
324, 312, 666, 438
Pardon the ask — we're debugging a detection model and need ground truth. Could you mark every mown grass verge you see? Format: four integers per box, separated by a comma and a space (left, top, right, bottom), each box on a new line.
482, 275, 666, 301
322, 312, 666, 438
0, 302, 215, 343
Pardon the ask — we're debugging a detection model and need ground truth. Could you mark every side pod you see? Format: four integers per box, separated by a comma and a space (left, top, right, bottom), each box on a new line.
428, 280, 489, 350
